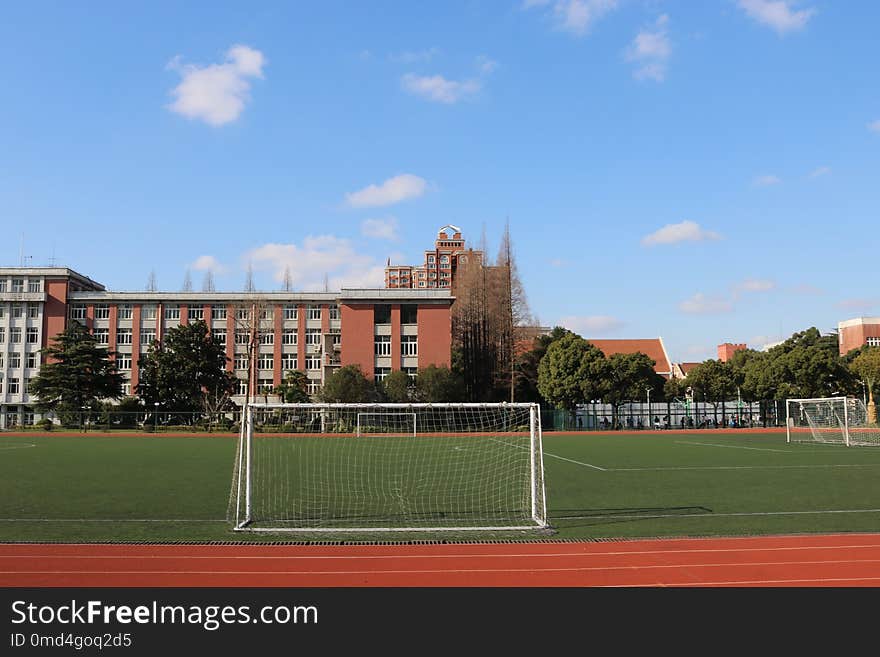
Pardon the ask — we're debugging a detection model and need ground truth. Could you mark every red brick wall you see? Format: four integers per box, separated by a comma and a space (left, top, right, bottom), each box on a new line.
340, 304, 375, 378
42, 279, 68, 357
417, 305, 451, 368
840, 323, 880, 355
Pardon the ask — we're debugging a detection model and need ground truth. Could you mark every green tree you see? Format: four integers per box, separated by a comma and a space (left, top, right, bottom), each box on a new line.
30, 322, 125, 424
515, 327, 569, 404
537, 333, 608, 411
603, 352, 665, 426
414, 365, 461, 402
318, 365, 379, 403
274, 370, 310, 403
382, 369, 413, 402
136, 320, 235, 424
850, 347, 880, 423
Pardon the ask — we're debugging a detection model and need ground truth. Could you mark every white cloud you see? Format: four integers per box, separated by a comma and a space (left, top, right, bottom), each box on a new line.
166, 44, 266, 126
345, 174, 429, 208
559, 315, 624, 335
837, 298, 880, 311
753, 174, 782, 187
245, 236, 385, 291
475, 55, 499, 75
190, 255, 227, 274
736, 278, 776, 293
679, 293, 733, 315
868, 120, 880, 134
808, 166, 832, 178
737, 0, 816, 35
626, 15, 671, 82
641, 220, 721, 246
401, 73, 481, 104
361, 217, 400, 241
523, 0, 619, 36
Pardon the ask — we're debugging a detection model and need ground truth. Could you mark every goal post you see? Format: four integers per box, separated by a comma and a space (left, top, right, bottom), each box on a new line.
786, 396, 879, 447
229, 402, 549, 533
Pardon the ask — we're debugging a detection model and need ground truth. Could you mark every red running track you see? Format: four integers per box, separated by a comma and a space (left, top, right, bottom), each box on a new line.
2, 533, 880, 587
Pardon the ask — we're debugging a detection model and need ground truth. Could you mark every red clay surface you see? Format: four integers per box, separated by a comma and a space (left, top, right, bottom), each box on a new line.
2, 533, 880, 587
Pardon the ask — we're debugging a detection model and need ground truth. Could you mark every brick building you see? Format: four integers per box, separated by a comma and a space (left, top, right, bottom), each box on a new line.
0, 268, 453, 428
717, 343, 747, 362
385, 224, 484, 290
838, 317, 880, 356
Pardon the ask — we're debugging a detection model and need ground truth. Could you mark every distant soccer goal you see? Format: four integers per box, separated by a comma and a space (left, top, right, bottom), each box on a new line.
786, 397, 880, 447
229, 402, 548, 533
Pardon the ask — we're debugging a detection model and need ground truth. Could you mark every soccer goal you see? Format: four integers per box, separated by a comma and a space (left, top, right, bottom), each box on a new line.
229, 402, 548, 533
786, 397, 880, 447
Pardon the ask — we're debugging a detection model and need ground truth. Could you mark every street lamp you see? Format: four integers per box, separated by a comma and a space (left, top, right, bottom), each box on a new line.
860, 380, 867, 408
154, 402, 160, 433
646, 387, 651, 429
81, 405, 89, 433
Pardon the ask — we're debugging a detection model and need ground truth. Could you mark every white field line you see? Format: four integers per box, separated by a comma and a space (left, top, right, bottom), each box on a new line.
608, 463, 880, 472
0, 518, 227, 523
0, 443, 37, 451
490, 438, 607, 471
674, 440, 789, 453
553, 508, 880, 520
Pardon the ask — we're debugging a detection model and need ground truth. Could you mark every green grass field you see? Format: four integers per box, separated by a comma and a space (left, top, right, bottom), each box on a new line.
2, 430, 880, 542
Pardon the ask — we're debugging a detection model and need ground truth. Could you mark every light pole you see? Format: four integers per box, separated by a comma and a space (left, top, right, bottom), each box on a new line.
646, 387, 651, 429
81, 405, 89, 433
154, 402, 160, 433
860, 380, 867, 408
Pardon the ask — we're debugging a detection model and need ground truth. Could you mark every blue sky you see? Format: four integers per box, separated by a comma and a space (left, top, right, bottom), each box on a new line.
1, 1, 878, 362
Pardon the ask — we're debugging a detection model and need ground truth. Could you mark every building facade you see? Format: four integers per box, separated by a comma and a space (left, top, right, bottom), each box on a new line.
717, 343, 747, 362
384, 224, 484, 290
838, 317, 880, 356
0, 268, 453, 428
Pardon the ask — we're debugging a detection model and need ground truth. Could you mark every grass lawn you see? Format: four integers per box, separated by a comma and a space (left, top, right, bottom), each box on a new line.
1, 430, 879, 542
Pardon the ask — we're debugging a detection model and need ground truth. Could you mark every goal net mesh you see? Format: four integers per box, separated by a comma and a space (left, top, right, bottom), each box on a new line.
786, 397, 880, 447
228, 403, 548, 533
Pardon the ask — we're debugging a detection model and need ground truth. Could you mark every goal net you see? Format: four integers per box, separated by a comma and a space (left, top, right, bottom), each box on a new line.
229, 403, 548, 533
786, 397, 880, 447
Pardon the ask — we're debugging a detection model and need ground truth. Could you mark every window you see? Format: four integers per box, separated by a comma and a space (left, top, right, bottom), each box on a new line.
142, 305, 157, 320
23, 377, 32, 394
283, 306, 298, 320
257, 355, 274, 371
401, 335, 418, 357
234, 355, 249, 370
258, 379, 274, 394
10, 328, 21, 343
188, 307, 204, 321
12, 279, 24, 293
0, 280, 6, 292
259, 331, 274, 345
281, 354, 297, 371
8, 378, 19, 394
28, 280, 41, 293
306, 381, 320, 396
118, 304, 132, 319
26, 353, 38, 369
374, 304, 391, 324
308, 305, 321, 320
235, 331, 250, 345
212, 305, 227, 320
401, 305, 418, 325
282, 330, 297, 345
260, 307, 274, 320
121, 383, 131, 396
94, 304, 110, 319
23, 411, 35, 426
212, 329, 227, 346
331, 333, 341, 348
165, 305, 180, 320
9, 354, 21, 369
427, 255, 435, 264
867, 337, 880, 347
374, 335, 391, 356
0, 354, 4, 368
116, 354, 132, 370
93, 328, 109, 345
238, 379, 248, 396
329, 305, 340, 320
0, 328, 4, 343
403, 367, 418, 380
12, 304, 23, 318
237, 307, 250, 320
305, 328, 321, 345
440, 255, 449, 264
374, 367, 390, 382
27, 304, 39, 318
305, 357, 321, 370
26, 327, 39, 344
116, 329, 132, 345
0, 305, 4, 318
140, 329, 156, 346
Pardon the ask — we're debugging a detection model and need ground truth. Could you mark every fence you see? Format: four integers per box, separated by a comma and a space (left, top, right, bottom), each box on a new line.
548, 400, 787, 432
4, 410, 243, 433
